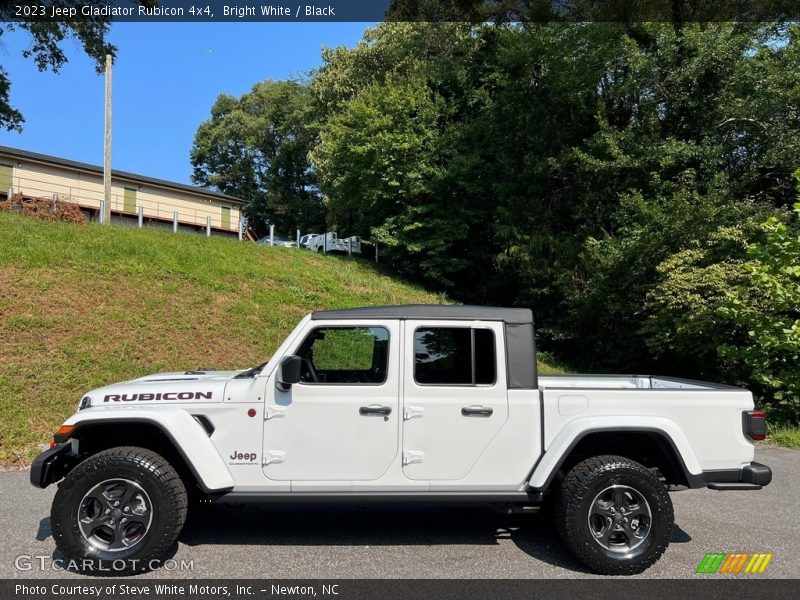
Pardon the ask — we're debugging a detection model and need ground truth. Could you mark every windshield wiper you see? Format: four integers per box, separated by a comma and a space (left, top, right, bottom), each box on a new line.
235, 361, 269, 379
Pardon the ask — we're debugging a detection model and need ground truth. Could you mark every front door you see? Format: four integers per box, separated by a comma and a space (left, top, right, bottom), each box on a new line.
402, 320, 508, 480
263, 321, 399, 481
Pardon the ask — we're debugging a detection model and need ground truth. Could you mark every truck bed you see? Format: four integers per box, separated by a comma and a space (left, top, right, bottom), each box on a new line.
538, 374, 742, 390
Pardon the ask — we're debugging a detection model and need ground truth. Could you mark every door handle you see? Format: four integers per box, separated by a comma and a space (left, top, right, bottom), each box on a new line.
461, 405, 493, 417
359, 404, 392, 416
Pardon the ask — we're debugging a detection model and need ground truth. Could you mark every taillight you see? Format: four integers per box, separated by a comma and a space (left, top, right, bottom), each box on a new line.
743, 410, 767, 441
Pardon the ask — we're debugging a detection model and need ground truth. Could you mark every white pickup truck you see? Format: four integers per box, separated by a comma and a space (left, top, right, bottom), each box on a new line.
31, 305, 772, 575
301, 232, 362, 254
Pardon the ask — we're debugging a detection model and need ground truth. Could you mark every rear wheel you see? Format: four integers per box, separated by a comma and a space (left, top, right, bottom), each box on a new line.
51, 447, 187, 575
555, 455, 673, 575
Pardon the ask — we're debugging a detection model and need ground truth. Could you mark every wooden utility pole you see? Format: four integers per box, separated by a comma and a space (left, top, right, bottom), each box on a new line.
102, 54, 112, 224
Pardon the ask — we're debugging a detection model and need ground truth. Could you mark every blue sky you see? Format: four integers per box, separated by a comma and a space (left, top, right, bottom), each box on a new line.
0, 23, 371, 184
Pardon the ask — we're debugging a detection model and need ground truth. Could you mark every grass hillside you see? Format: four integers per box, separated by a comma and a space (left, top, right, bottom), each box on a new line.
0, 213, 561, 466
0, 213, 445, 465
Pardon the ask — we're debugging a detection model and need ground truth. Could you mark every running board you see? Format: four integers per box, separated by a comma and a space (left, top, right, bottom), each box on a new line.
210, 491, 544, 505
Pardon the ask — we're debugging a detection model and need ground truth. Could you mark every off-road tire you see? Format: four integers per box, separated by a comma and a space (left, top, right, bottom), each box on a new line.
51, 446, 187, 575
555, 455, 673, 575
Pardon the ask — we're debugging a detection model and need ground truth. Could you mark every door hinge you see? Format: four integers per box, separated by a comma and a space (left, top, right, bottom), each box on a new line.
403, 405, 425, 420
263, 450, 286, 466
402, 450, 425, 465
265, 405, 287, 420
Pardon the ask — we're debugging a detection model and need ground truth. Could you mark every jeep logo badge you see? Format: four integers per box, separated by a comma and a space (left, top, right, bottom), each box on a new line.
229, 450, 257, 464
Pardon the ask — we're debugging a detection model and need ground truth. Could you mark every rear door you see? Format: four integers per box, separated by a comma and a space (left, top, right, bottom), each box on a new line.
401, 320, 508, 480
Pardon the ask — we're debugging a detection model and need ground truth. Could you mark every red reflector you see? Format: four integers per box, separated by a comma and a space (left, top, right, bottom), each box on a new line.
247, 408, 256, 417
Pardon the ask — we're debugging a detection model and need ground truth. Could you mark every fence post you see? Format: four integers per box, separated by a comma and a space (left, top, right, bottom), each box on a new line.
296, 229, 300, 249
138, 206, 144, 228
270, 224, 274, 246
99, 200, 106, 224
7, 186, 12, 197
173, 211, 178, 233
347, 237, 352, 256
375, 243, 378, 263
206, 216, 211, 237
238, 219, 243, 241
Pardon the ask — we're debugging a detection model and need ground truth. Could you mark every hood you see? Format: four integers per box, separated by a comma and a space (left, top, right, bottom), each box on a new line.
82, 369, 244, 408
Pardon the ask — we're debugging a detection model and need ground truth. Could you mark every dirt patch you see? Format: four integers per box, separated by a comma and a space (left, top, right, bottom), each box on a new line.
0, 194, 86, 223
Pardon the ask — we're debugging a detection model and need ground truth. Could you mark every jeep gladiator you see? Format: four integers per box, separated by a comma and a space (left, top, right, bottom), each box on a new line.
30, 305, 772, 575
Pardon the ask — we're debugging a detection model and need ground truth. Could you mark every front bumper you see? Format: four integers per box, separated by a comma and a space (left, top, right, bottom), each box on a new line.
704, 461, 773, 491
30, 443, 78, 489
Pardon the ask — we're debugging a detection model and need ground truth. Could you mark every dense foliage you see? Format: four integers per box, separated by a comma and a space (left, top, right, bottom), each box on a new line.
719, 191, 800, 424
192, 22, 800, 420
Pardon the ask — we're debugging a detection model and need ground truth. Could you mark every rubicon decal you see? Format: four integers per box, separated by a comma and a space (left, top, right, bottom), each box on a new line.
103, 392, 213, 402
696, 552, 774, 574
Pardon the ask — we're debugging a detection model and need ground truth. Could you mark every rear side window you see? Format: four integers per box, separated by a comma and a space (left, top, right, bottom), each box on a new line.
414, 327, 496, 385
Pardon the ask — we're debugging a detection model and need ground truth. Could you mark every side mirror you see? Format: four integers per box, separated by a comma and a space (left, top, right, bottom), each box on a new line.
277, 355, 302, 391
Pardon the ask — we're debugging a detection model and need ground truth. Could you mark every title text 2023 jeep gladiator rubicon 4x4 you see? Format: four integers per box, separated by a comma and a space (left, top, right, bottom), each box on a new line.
31, 305, 772, 575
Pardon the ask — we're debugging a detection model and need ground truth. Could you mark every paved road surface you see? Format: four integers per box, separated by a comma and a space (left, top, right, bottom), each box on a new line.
1, 446, 797, 579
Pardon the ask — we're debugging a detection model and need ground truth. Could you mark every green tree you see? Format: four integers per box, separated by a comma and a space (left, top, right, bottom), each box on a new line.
311, 74, 470, 284
719, 188, 800, 423
641, 215, 773, 380
191, 80, 324, 236
311, 23, 498, 288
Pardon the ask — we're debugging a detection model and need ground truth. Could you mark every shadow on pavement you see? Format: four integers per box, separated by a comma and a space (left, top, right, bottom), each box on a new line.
31, 503, 693, 576
179, 503, 693, 574
36, 517, 51, 541
181, 503, 589, 572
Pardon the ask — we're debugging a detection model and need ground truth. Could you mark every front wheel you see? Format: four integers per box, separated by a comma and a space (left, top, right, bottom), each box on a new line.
51, 447, 187, 575
555, 455, 673, 575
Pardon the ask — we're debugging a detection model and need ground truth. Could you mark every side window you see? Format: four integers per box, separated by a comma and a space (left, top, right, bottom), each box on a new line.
295, 327, 389, 384
414, 327, 496, 386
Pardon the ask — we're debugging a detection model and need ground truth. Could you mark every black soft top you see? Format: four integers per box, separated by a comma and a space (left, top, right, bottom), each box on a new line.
310, 304, 537, 389
311, 304, 533, 324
